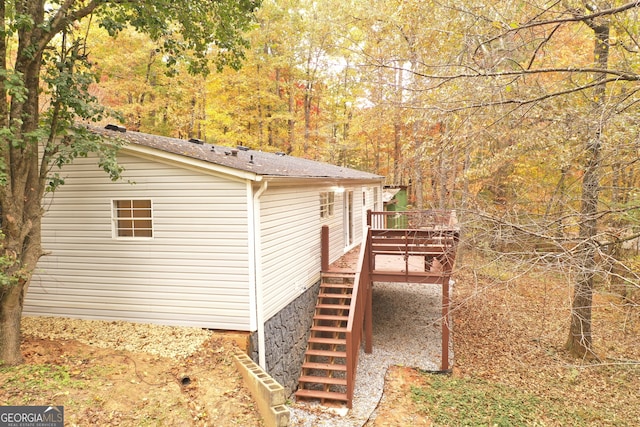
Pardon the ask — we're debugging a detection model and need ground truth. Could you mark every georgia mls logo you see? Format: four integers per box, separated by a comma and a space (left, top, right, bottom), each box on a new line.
0, 405, 64, 427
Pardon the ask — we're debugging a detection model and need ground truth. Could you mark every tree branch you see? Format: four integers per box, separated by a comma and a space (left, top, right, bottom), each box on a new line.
379, 62, 640, 82
526, 24, 561, 70
485, 1, 640, 44
38, 0, 103, 54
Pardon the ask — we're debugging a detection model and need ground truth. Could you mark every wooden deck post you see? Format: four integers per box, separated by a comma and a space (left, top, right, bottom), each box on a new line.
365, 228, 373, 353
441, 277, 450, 371
321, 225, 329, 272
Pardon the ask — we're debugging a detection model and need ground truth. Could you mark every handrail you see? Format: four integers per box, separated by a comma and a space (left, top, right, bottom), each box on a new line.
368, 209, 459, 230
344, 226, 372, 408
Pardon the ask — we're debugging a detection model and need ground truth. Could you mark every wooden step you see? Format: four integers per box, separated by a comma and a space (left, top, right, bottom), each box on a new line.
318, 292, 352, 299
311, 325, 347, 333
320, 282, 353, 288
322, 281, 354, 286
308, 336, 346, 346
321, 272, 356, 279
305, 349, 347, 358
298, 375, 347, 386
295, 388, 348, 403
302, 362, 347, 372
313, 314, 348, 321
321, 279, 355, 285
316, 303, 350, 310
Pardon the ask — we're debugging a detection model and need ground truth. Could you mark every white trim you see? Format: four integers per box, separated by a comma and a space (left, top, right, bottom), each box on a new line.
320, 191, 335, 220
110, 198, 155, 240
247, 182, 258, 332
343, 190, 354, 249
252, 181, 269, 369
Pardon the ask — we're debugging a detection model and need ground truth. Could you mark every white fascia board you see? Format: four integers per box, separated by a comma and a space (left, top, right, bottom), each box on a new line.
121, 143, 262, 183
262, 176, 384, 187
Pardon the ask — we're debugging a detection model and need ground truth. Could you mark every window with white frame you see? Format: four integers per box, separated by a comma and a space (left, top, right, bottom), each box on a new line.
320, 192, 335, 219
113, 199, 153, 238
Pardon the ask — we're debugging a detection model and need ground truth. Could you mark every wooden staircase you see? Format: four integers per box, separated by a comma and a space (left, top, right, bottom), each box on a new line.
295, 271, 355, 405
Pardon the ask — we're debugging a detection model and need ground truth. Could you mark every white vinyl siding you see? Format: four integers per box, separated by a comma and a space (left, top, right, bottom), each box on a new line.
259, 184, 376, 320
27, 154, 252, 330
259, 186, 321, 320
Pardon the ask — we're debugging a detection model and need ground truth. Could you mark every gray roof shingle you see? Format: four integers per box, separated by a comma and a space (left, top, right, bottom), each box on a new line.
92, 125, 382, 181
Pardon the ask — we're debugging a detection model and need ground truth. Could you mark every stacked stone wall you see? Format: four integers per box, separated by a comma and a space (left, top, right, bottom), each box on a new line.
250, 281, 320, 395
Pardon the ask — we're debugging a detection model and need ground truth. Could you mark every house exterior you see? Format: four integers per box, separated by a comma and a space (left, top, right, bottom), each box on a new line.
25, 125, 383, 392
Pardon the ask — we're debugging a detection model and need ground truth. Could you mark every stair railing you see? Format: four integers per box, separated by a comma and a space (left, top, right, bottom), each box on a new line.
345, 226, 373, 408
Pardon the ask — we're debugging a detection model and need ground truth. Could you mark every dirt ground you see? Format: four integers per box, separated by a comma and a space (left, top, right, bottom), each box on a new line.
364, 367, 431, 426
6, 334, 426, 427
2, 335, 263, 426
368, 268, 640, 426
3, 268, 638, 426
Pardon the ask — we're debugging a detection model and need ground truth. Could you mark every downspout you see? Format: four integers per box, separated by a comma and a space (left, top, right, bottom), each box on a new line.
252, 180, 268, 369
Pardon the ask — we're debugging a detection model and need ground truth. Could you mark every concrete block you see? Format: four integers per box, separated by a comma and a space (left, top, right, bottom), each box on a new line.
234, 353, 290, 427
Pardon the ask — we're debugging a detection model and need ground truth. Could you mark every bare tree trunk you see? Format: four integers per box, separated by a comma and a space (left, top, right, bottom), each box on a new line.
287, 79, 295, 154
565, 15, 610, 359
392, 65, 404, 185
303, 82, 312, 154
0, 281, 27, 364
411, 121, 424, 209
0, 0, 49, 365
439, 143, 449, 209
0, 1, 6, 125
393, 122, 402, 185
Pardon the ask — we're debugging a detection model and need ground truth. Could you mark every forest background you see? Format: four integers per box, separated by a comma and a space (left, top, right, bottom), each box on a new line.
86, 0, 640, 359
0, 0, 638, 369
0, 1, 637, 424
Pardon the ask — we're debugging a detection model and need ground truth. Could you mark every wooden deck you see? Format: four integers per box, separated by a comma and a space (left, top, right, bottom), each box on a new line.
297, 210, 459, 408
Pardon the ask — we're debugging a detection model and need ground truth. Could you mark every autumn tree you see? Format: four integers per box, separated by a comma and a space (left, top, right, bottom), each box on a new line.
416, 1, 638, 357
0, 0, 260, 365
198, 0, 364, 160
472, 1, 638, 359
87, 27, 209, 138
346, 0, 639, 358
203, 2, 295, 151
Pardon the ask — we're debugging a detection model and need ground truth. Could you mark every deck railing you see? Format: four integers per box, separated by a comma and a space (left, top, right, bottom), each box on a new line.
368, 209, 458, 230
344, 227, 372, 408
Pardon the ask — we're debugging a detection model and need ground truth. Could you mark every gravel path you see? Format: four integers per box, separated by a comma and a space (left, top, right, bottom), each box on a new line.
21, 316, 213, 359
290, 280, 451, 426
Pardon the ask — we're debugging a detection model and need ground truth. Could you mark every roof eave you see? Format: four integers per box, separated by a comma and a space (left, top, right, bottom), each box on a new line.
121, 143, 262, 182
261, 175, 384, 187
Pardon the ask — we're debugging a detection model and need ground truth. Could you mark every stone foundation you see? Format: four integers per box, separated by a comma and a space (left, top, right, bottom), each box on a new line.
250, 280, 320, 395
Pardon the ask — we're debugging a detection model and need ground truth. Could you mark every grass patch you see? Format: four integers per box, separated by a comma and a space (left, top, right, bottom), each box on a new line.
1, 363, 84, 391
410, 374, 603, 426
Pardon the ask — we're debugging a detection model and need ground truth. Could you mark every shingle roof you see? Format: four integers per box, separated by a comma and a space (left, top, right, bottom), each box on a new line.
92, 125, 382, 181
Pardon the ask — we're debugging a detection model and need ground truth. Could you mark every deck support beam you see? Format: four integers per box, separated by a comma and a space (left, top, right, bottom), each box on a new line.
442, 278, 450, 371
